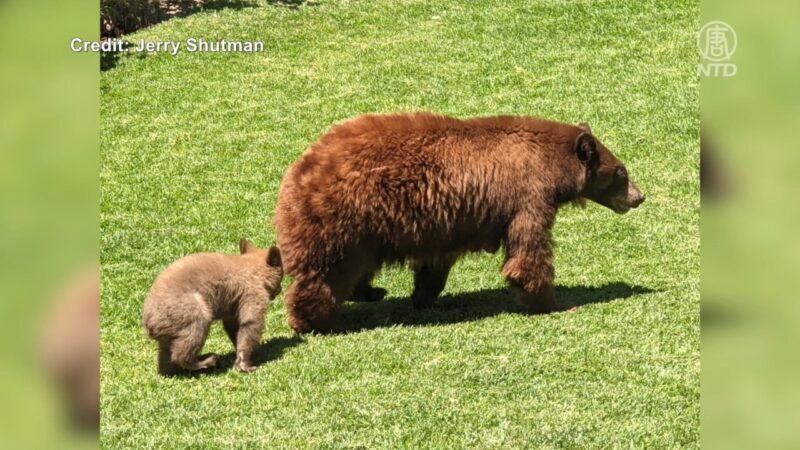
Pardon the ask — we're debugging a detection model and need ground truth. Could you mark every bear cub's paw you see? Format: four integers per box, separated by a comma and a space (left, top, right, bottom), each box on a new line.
197, 353, 219, 370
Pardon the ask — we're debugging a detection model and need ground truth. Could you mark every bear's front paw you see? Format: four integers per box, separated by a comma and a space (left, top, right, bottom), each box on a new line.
234, 359, 258, 373
513, 285, 560, 314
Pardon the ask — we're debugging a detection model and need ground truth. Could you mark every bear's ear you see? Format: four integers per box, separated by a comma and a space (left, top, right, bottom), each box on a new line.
575, 132, 597, 166
578, 122, 592, 133
266, 246, 282, 268
239, 238, 256, 254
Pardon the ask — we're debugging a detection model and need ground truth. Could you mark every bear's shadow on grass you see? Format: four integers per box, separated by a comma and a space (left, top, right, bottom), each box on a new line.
266, 0, 317, 8
173, 282, 651, 376
335, 282, 655, 333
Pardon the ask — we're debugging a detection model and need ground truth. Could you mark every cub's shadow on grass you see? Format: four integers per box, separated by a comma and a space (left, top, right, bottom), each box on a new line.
336, 282, 655, 333
179, 336, 304, 377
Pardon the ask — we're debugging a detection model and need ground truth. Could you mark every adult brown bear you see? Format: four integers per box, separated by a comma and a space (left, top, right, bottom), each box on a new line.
275, 113, 644, 333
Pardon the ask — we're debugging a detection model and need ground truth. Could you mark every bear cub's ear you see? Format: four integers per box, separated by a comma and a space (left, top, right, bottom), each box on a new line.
240, 238, 256, 254
578, 122, 592, 133
575, 132, 597, 166
266, 246, 282, 268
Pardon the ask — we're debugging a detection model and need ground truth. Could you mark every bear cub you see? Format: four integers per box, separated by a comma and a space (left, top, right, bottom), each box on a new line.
142, 239, 283, 375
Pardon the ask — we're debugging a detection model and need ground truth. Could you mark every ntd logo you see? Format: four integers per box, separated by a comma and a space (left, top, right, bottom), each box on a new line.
697, 21, 737, 77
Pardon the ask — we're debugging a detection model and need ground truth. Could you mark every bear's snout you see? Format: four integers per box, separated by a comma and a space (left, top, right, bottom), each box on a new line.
627, 182, 645, 208
610, 182, 644, 214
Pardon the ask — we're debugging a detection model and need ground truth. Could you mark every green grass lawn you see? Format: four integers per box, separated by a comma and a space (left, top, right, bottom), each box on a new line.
100, 0, 699, 447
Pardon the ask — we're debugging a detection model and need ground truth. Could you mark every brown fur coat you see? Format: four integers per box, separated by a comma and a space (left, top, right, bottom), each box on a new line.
275, 113, 643, 333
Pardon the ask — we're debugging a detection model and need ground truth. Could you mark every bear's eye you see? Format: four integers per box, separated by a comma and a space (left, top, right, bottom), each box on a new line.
615, 167, 628, 182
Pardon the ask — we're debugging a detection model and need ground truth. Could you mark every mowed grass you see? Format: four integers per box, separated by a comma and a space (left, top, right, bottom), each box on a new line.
100, 0, 699, 448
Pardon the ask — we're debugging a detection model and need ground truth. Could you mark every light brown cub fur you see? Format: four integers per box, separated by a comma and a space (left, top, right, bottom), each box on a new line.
142, 239, 283, 375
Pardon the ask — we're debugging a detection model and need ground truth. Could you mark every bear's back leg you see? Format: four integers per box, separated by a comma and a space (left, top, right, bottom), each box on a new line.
165, 319, 214, 373
286, 248, 384, 332
157, 340, 179, 375
285, 276, 341, 333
